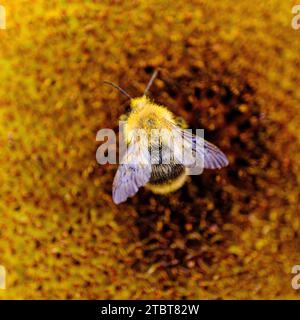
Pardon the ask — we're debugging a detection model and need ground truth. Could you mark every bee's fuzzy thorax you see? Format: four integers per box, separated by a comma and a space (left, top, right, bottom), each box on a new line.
124, 95, 175, 143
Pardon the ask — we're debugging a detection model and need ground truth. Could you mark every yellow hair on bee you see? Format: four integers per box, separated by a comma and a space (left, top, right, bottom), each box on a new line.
124, 96, 176, 143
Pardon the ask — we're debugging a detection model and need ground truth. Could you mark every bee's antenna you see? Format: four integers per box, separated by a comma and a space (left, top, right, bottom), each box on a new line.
144, 69, 158, 96
103, 81, 132, 100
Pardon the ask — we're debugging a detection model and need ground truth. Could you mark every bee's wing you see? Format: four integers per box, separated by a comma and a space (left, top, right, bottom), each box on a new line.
201, 138, 229, 169
112, 142, 151, 204
171, 125, 229, 170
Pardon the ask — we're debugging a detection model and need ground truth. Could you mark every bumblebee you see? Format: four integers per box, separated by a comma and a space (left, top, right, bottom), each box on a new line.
104, 71, 228, 204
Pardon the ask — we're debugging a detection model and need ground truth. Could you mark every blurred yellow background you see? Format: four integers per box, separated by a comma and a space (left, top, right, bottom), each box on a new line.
0, 0, 300, 299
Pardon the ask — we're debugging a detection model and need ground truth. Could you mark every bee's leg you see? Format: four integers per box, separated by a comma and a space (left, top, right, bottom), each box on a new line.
175, 116, 188, 129
119, 114, 129, 122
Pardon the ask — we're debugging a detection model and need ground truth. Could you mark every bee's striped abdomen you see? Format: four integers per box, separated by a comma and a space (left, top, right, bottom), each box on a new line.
149, 164, 185, 184
147, 163, 187, 194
